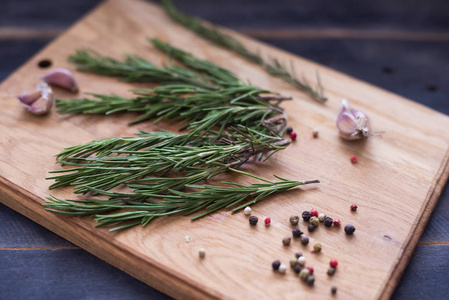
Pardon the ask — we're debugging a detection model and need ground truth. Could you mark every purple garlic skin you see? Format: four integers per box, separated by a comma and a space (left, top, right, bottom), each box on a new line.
42, 68, 78, 92
337, 99, 370, 141
18, 82, 54, 115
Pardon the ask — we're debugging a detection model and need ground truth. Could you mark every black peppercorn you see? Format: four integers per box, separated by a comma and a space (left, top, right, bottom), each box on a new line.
324, 217, 333, 227
295, 251, 303, 259
344, 224, 356, 234
300, 234, 309, 245
331, 286, 337, 294
307, 224, 316, 232
292, 228, 303, 238
306, 275, 315, 286
286, 126, 293, 134
282, 236, 292, 246
293, 264, 301, 274
302, 211, 311, 221
249, 216, 258, 226
272, 260, 281, 270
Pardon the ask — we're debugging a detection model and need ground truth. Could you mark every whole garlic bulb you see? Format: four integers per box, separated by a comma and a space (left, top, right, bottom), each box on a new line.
336, 99, 370, 141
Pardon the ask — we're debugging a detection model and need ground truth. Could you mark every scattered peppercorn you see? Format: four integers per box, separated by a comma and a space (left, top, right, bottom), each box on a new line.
293, 264, 301, 274
345, 224, 356, 234
290, 258, 299, 268
299, 268, 310, 280
318, 213, 326, 222
282, 236, 292, 246
297, 256, 306, 266
330, 259, 338, 268
312, 128, 319, 138
272, 260, 281, 270
313, 243, 322, 253
286, 126, 293, 134
331, 286, 337, 294
278, 264, 287, 274
300, 234, 309, 245
289, 215, 300, 225
302, 211, 311, 221
249, 216, 258, 226
306, 275, 315, 286
306, 266, 314, 275
350, 155, 358, 163
295, 252, 303, 259
327, 267, 336, 276
264, 217, 271, 226
324, 217, 333, 227
350, 204, 358, 211
307, 224, 316, 232
290, 131, 297, 141
199, 248, 206, 258
243, 206, 252, 215
309, 216, 319, 226
310, 208, 318, 217
333, 219, 341, 227
292, 228, 303, 238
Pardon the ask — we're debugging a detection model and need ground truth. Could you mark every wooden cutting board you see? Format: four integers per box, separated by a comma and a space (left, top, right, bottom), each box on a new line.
1, 0, 448, 298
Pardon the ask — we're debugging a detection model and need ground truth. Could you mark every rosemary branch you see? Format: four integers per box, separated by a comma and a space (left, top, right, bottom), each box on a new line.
161, 0, 327, 103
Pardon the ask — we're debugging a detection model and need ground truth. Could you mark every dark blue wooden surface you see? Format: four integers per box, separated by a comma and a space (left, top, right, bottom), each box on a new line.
1, 0, 448, 298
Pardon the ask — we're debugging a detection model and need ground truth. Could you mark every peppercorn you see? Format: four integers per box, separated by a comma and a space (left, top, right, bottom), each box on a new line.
327, 267, 336, 276
199, 248, 206, 258
324, 217, 333, 227
310, 208, 318, 217
299, 268, 310, 280
300, 234, 309, 245
297, 256, 306, 266
243, 206, 252, 216
306, 275, 315, 286
313, 243, 322, 253
312, 128, 319, 138
330, 259, 338, 268
272, 260, 281, 270
249, 216, 258, 226
282, 236, 291, 246
289, 215, 300, 225
318, 213, 326, 222
350, 155, 358, 163
295, 251, 303, 259
290, 131, 297, 141
345, 224, 356, 234
306, 266, 314, 275
307, 224, 316, 232
331, 286, 337, 294
302, 211, 311, 221
286, 126, 293, 134
350, 204, 358, 211
290, 258, 299, 268
278, 264, 287, 274
292, 228, 303, 238
264, 217, 271, 226
309, 216, 319, 226
333, 219, 341, 227
293, 264, 301, 274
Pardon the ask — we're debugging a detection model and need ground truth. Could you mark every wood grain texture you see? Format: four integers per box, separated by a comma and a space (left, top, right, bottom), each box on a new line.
1, 0, 449, 299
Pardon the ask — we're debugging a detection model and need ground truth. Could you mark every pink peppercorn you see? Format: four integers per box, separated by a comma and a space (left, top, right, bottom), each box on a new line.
264, 217, 271, 226
307, 266, 314, 275
350, 155, 358, 163
330, 259, 338, 268
333, 219, 341, 227
350, 204, 358, 211
290, 132, 297, 141
310, 208, 318, 217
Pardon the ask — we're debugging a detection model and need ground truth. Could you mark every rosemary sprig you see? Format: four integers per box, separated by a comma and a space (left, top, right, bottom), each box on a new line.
45, 169, 319, 231
161, 0, 327, 103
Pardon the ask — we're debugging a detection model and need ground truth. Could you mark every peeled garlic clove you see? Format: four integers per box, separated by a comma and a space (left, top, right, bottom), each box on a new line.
42, 68, 78, 92
18, 90, 42, 105
337, 99, 370, 140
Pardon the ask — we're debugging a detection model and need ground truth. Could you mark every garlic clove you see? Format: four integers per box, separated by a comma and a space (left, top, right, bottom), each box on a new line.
18, 81, 54, 115
42, 68, 78, 92
18, 90, 42, 105
27, 93, 54, 115
337, 99, 370, 141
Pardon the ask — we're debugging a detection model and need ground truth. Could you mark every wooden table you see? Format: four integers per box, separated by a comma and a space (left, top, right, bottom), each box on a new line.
1, 0, 448, 298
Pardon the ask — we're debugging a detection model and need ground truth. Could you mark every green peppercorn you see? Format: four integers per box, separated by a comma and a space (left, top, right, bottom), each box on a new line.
327, 267, 336, 276
345, 224, 356, 234
313, 243, 322, 253
309, 216, 319, 226
331, 286, 337, 294
290, 258, 299, 268
307, 224, 316, 232
302, 211, 311, 221
299, 268, 310, 280
306, 275, 315, 286
292, 228, 303, 238
295, 251, 303, 259
282, 236, 291, 246
272, 260, 281, 270
324, 217, 333, 227
289, 215, 300, 225
293, 264, 301, 274
249, 216, 258, 226
300, 234, 309, 245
